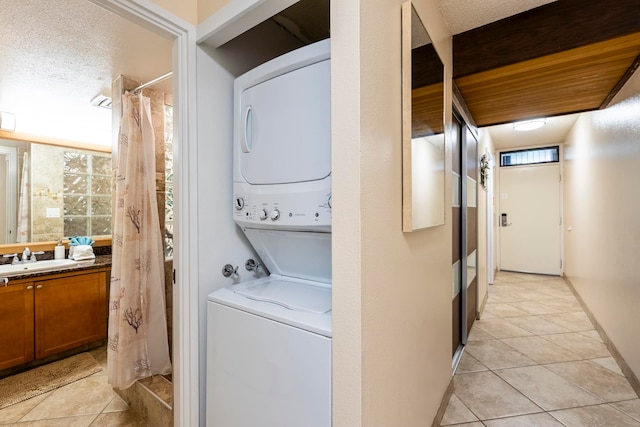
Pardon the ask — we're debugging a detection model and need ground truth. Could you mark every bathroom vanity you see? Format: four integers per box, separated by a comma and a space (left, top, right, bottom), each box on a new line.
0, 258, 110, 371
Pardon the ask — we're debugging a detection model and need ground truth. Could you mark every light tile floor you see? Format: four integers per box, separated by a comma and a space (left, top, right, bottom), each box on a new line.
0, 347, 146, 426
441, 271, 640, 426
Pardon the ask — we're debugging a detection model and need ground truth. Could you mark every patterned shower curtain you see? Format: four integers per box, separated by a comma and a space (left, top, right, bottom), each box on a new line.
16, 152, 29, 243
108, 92, 171, 389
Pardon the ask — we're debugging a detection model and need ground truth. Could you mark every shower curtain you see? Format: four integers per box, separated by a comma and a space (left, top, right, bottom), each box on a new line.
16, 152, 29, 243
108, 91, 171, 389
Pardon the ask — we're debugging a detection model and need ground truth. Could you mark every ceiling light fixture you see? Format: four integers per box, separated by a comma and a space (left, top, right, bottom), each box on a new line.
0, 112, 16, 131
513, 118, 546, 131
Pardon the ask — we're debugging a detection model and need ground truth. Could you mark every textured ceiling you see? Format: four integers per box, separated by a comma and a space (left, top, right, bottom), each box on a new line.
437, 0, 558, 35
0, 0, 172, 146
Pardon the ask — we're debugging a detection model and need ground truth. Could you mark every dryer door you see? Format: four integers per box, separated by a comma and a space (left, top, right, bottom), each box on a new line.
239, 59, 330, 185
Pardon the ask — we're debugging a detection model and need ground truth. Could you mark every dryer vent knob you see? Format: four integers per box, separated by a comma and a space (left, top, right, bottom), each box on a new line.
234, 197, 245, 210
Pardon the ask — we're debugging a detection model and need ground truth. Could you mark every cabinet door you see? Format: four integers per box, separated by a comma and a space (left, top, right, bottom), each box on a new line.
0, 283, 34, 370
35, 272, 107, 359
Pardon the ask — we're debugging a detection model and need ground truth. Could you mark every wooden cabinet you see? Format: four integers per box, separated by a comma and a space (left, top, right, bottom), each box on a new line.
35, 271, 107, 359
0, 282, 35, 370
0, 269, 108, 370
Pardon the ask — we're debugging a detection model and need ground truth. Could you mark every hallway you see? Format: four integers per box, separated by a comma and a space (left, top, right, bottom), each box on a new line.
441, 271, 640, 426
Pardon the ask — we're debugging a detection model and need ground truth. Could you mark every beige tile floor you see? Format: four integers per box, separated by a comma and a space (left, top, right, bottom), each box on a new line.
0, 347, 146, 426
441, 271, 640, 426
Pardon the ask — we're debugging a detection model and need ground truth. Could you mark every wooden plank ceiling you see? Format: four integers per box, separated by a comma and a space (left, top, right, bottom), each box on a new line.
452, 0, 640, 127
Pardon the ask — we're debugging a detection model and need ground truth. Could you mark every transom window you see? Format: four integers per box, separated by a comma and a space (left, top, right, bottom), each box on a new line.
500, 146, 559, 167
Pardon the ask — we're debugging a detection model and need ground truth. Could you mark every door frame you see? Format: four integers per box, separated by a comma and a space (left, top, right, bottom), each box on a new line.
495, 143, 564, 275
485, 150, 495, 285
89, 1, 198, 425
452, 105, 479, 368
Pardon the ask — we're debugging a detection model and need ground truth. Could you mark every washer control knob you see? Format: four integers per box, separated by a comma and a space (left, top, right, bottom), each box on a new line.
259, 209, 268, 220
270, 209, 280, 221
327, 194, 332, 209
234, 197, 245, 210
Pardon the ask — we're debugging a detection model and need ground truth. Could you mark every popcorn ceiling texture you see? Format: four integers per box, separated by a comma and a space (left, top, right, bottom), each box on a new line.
0, 0, 172, 144
437, 0, 558, 35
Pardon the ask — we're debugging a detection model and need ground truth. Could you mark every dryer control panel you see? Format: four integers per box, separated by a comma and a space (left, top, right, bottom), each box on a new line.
232, 181, 331, 232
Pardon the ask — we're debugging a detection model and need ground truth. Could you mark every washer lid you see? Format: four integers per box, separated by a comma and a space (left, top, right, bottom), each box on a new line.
234, 276, 331, 314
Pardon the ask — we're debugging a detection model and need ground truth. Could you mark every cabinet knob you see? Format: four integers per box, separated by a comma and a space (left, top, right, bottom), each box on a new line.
36, 284, 43, 289
26, 285, 33, 290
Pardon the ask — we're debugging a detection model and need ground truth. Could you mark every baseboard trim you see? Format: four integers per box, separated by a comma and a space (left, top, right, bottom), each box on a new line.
431, 376, 455, 427
477, 287, 489, 320
564, 276, 640, 398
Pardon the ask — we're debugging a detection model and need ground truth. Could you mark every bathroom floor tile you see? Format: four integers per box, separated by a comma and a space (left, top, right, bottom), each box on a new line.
102, 395, 130, 413
465, 340, 537, 370
500, 336, 580, 364
495, 365, 603, 411
545, 360, 637, 402
88, 410, 147, 426
549, 404, 640, 426
440, 394, 479, 425
483, 412, 565, 426
453, 371, 542, 420
10, 414, 97, 426
20, 375, 116, 421
0, 392, 52, 425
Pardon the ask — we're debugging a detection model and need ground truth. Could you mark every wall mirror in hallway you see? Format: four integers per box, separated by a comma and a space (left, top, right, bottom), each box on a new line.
401, 1, 445, 232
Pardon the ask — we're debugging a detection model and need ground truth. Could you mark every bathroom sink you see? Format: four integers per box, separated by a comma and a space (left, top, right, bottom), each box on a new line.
0, 259, 78, 275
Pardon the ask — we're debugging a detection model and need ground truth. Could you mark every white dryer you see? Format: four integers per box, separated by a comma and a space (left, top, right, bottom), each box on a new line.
207, 39, 332, 427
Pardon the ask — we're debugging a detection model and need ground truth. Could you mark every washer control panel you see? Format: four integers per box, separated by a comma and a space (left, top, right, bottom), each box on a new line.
233, 183, 331, 231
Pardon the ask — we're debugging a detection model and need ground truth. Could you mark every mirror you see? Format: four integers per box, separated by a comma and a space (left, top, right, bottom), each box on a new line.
0, 132, 111, 245
402, 2, 445, 232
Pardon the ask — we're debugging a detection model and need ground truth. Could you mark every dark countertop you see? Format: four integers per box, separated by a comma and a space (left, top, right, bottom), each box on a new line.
0, 255, 111, 281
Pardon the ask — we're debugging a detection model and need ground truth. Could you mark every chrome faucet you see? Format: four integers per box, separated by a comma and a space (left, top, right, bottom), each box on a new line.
29, 251, 45, 262
3, 253, 19, 265
2, 248, 44, 265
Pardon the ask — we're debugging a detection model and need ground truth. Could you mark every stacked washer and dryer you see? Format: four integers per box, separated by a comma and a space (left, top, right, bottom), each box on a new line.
206, 39, 332, 427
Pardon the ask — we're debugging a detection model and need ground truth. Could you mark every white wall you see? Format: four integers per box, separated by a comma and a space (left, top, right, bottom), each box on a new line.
332, 0, 454, 425
563, 70, 640, 381
195, 44, 258, 423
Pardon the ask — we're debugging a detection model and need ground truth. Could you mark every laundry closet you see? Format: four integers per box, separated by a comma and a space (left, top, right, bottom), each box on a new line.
194, 1, 331, 425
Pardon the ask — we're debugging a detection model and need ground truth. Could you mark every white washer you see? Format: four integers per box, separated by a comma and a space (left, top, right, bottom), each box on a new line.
207, 276, 331, 427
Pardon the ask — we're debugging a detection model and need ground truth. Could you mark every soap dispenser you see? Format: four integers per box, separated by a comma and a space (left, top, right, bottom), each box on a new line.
54, 239, 65, 260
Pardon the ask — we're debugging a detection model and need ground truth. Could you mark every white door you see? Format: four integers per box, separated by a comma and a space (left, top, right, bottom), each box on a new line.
499, 163, 561, 275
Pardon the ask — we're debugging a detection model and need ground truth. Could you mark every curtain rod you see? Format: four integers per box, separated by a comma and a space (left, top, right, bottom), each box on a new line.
133, 71, 173, 93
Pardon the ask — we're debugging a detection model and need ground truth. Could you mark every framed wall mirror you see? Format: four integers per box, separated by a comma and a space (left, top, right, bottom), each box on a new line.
0, 131, 112, 250
401, 1, 445, 232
